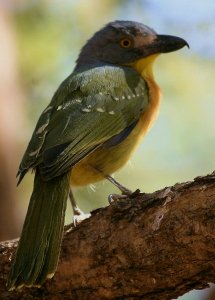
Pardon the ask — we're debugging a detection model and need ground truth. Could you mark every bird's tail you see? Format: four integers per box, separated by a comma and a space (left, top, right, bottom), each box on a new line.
7, 171, 70, 290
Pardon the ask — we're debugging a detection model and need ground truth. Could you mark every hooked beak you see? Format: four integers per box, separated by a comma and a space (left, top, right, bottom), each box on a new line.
150, 34, 189, 54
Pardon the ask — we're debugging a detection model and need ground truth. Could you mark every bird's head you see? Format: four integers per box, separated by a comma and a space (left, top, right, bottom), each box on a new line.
76, 20, 188, 73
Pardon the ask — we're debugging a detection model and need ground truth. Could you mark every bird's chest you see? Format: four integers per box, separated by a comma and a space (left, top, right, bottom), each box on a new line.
71, 77, 161, 186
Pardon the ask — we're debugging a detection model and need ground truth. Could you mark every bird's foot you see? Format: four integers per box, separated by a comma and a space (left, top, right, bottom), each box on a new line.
73, 206, 91, 227
108, 193, 128, 204
108, 189, 141, 204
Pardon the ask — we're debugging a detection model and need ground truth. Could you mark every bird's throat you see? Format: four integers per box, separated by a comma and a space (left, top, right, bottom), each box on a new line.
131, 54, 159, 80
129, 54, 161, 142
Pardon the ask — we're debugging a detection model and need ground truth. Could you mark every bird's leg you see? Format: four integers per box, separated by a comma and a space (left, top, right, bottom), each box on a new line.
69, 189, 91, 226
105, 175, 140, 203
106, 175, 132, 195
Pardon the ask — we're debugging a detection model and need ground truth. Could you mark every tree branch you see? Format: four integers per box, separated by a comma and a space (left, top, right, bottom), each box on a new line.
0, 172, 215, 299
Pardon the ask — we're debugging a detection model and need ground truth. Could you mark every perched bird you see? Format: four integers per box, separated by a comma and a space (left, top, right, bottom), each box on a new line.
7, 20, 188, 290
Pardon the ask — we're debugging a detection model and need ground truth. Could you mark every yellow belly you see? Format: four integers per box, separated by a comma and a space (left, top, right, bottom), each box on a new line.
71, 55, 161, 186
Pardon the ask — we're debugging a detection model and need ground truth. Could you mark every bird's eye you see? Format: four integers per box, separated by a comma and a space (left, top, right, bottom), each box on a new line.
120, 38, 132, 48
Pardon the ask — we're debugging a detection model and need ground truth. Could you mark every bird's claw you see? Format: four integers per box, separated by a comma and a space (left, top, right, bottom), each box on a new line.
108, 189, 141, 204
108, 193, 128, 204
73, 207, 91, 227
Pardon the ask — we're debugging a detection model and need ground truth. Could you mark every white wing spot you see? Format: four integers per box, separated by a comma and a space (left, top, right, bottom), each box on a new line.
108, 111, 115, 115
57, 105, 62, 110
29, 149, 39, 157
36, 123, 48, 134
82, 108, 91, 112
96, 108, 105, 112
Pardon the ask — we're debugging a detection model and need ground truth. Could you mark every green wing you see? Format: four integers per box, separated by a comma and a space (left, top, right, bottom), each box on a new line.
18, 65, 149, 182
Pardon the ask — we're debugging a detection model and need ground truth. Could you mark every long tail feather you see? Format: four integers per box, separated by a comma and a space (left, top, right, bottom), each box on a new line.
7, 171, 70, 290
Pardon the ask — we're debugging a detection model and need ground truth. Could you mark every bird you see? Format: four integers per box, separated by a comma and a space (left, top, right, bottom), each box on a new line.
7, 20, 188, 290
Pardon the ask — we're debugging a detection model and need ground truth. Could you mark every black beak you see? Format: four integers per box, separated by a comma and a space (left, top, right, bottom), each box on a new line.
152, 34, 189, 53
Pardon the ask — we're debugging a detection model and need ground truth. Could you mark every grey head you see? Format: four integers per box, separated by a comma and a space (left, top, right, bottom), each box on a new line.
75, 20, 188, 69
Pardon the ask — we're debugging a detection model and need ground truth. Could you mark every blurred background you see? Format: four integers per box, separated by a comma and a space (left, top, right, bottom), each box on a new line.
0, 0, 214, 298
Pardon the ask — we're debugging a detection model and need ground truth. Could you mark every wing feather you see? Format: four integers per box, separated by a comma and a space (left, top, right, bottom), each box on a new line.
18, 65, 149, 182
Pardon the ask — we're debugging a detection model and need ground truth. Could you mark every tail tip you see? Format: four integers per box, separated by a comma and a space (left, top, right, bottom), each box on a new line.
46, 273, 55, 279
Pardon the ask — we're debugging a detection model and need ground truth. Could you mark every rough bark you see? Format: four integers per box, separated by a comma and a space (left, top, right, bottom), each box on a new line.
0, 172, 215, 299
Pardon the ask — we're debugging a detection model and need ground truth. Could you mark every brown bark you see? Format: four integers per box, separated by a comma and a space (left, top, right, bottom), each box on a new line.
205, 285, 215, 300
0, 172, 215, 299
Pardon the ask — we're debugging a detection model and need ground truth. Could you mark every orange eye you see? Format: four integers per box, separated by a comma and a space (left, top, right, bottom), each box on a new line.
120, 38, 132, 48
